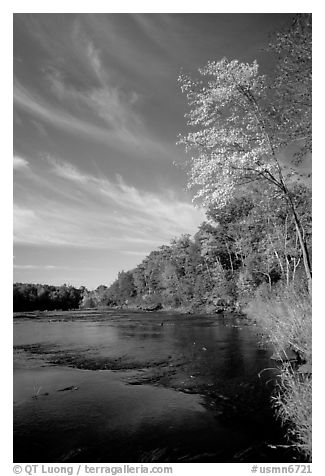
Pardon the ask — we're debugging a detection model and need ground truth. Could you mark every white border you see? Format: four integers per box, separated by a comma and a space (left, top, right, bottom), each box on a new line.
3, 4, 322, 474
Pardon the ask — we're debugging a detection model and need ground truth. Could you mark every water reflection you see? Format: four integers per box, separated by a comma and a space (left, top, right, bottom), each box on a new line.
13, 311, 286, 463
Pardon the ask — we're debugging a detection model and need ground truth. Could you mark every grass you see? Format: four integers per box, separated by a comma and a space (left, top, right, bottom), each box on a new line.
246, 283, 312, 362
245, 283, 312, 460
272, 364, 312, 459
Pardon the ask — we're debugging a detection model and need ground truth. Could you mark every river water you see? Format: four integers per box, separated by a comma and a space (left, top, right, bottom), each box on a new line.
13, 310, 292, 463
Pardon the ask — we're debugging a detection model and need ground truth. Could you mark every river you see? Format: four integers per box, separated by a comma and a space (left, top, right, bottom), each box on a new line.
13, 309, 293, 463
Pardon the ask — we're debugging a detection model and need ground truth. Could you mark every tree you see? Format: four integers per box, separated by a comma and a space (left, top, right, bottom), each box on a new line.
267, 14, 312, 160
13, 283, 83, 311
178, 26, 312, 292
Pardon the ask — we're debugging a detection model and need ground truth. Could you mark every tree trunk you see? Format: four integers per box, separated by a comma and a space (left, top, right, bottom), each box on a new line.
286, 192, 312, 293
294, 219, 312, 293
225, 242, 234, 275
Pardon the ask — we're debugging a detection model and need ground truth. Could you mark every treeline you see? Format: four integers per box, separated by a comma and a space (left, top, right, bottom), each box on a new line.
13, 182, 311, 314
13, 283, 85, 312
85, 182, 311, 312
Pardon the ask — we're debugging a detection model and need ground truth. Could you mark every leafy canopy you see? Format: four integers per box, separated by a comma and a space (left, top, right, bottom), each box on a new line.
178, 48, 309, 210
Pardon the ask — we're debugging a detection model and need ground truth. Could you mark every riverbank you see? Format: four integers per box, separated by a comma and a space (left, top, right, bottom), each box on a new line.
13, 302, 243, 319
245, 284, 312, 461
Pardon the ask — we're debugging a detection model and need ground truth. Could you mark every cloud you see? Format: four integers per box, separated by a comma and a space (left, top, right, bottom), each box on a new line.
83, 14, 173, 81
47, 157, 205, 233
15, 18, 142, 137
14, 158, 206, 251
46, 156, 88, 183
44, 63, 140, 132
13, 155, 29, 170
14, 78, 178, 164
85, 40, 104, 84
121, 250, 149, 257
13, 79, 114, 143
13, 15, 206, 258
14, 15, 185, 165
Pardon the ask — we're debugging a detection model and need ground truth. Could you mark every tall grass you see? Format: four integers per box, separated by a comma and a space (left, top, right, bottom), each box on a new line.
273, 365, 312, 459
246, 283, 312, 362
245, 283, 312, 460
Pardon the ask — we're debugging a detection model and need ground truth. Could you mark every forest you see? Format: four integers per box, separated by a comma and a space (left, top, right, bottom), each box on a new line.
13, 282, 85, 312
13, 180, 311, 314
72, 182, 311, 313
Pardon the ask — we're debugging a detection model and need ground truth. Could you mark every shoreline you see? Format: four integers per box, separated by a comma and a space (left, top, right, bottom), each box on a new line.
13, 305, 246, 321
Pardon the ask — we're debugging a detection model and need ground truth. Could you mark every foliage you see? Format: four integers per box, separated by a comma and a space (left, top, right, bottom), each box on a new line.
178, 16, 312, 287
178, 58, 271, 208
267, 14, 312, 160
89, 180, 310, 313
13, 283, 84, 312
88, 229, 235, 311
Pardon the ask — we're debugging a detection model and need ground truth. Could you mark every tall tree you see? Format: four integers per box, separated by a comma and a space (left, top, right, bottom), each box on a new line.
178, 17, 312, 291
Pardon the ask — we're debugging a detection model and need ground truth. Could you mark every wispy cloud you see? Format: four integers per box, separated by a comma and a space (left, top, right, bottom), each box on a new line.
46, 156, 88, 183
47, 157, 205, 233
14, 78, 178, 164
14, 157, 205, 250
121, 250, 149, 257
15, 16, 142, 140
83, 14, 174, 81
44, 58, 141, 132
14, 15, 184, 166
13, 155, 29, 170
14, 79, 118, 145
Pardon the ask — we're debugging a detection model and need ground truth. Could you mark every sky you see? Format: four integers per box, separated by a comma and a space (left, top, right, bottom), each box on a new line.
13, 13, 295, 289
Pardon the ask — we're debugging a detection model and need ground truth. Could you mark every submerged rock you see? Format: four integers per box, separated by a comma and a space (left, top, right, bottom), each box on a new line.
57, 386, 79, 392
